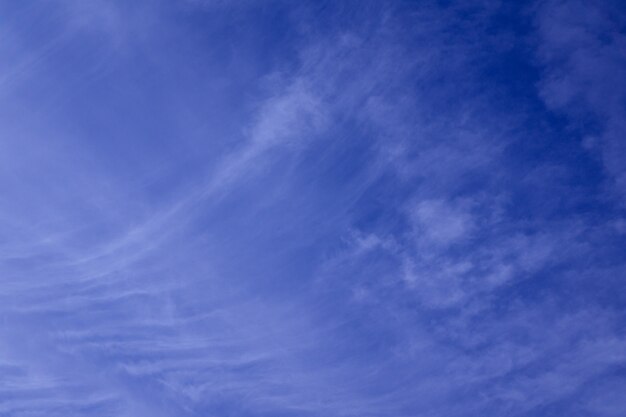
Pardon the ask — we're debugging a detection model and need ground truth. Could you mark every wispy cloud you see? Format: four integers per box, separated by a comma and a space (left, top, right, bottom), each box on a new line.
536, 0, 626, 202
1, 1, 625, 416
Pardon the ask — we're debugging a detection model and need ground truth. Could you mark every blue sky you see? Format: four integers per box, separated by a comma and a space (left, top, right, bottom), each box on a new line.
1, 1, 626, 416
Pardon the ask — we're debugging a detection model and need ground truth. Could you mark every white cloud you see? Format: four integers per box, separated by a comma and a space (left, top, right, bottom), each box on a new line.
411, 199, 476, 247
536, 0, 626, 201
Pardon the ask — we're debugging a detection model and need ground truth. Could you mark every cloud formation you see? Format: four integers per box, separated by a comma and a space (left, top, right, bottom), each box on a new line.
1, 1, 625, 416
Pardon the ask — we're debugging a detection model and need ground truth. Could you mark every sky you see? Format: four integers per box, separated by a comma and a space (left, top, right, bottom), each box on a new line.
1, 0, 626, 416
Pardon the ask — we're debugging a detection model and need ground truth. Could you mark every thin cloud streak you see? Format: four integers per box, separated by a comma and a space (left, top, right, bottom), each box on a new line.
1, 1, 625, 416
